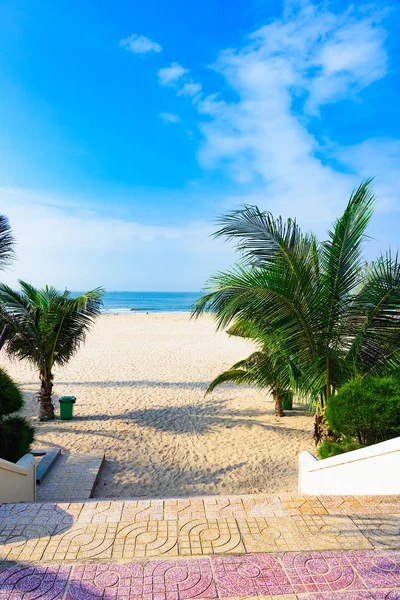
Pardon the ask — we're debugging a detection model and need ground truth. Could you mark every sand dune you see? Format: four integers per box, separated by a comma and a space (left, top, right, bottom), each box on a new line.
2, 313, 314, 498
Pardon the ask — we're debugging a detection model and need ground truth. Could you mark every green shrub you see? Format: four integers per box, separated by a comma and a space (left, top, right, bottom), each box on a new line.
0, 415, 35, 463
0, 368, 34, 462
326, 375, 400, 445
318, 439, 362, 460
0, 369, 23, 415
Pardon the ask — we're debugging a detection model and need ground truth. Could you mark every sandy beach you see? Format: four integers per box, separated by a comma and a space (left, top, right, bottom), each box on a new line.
2, 313, 314, 498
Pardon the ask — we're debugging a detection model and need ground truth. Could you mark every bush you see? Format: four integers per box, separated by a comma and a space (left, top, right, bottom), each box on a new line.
318, 438, 362, 460
326, 375, 400, 445
0, 415, 35, 462
0, 368, 34, 462
0, 369, 23, 415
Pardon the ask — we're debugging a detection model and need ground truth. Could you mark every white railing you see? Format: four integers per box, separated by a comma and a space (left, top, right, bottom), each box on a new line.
299, 436, 400, 495
0, 454, 36, 503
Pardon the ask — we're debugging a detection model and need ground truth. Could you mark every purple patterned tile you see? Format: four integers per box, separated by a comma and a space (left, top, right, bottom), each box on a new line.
212, 553, 292, 597
374, 592, 400, 600
351, 550, 400, 590
282, 551, 366, 593
144, 559, 217, 600
67, 563, 144, 600
0, 565, 70, 599
2, 548, 400, 599
300, 593, 375, 600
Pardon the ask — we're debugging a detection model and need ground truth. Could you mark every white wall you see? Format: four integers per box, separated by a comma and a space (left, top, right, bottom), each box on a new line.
299, 436, 400, 495
0, 454, 36, 503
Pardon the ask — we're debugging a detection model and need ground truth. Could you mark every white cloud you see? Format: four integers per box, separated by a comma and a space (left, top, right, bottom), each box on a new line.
160, 112, 182, 124
188, 0, 393, 227
0, 188, 232, 291
1, 1, 398, 292
120, 34, 162, 55
158, 62, 189, 86
335, 139, 400, 213
179, 81, 202, 100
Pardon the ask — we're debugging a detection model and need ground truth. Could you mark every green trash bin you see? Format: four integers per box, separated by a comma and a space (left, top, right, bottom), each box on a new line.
59, 396, 76, 420
282, 390, 293, 411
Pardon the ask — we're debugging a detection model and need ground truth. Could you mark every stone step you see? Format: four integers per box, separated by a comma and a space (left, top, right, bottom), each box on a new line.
1, 548, 399, 599
0, 493, 399, 565
1, 493, 399, 598
35, 452, 105, 502
31, 448, 61, 484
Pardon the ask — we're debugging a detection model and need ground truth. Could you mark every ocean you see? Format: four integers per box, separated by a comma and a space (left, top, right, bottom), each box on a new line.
92, 291, 203, 314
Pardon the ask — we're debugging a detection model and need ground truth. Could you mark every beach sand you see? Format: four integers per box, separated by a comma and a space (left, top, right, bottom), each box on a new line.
3, 313, 314, 498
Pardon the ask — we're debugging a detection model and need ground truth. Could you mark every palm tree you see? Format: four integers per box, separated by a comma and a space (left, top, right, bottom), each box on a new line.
192, 180, 400, 442
0, 282, 104, 420
0, 214, 15, 350
207, 347, 296, 417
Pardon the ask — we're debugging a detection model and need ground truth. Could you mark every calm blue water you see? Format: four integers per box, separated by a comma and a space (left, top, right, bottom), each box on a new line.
94, 292, 203, 314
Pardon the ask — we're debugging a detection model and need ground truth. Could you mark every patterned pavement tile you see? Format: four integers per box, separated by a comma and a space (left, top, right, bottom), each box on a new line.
321, 496, 400, 517
0, 564, 70, 599
76, 502, 125, 524
281, 551, 366, 594
178, 519, 244, 556
67, 562, 143, 600
0, 525, 56, 562
212, 553, 292, 597
350, 549, 400, 590
299, 593, 375, 599
114, 521, 179, 558
373, 592, 400, 600
350, 516, 400, 549
278, 495, 328, 516
241, 496, 288, 519
121, 501, 165, 523
1, 494, 400, 568
292, 514, 373, 551
1, 549, 400, 598
144, 558, 217, 600
238, 517, 307, 553
164, 500, 207, 523
203, 497, 247, 520
41, 524, 117, 561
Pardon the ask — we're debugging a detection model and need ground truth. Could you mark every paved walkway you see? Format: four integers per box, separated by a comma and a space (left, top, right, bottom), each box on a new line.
36, 453, 105, 502
0, 493, 399, 598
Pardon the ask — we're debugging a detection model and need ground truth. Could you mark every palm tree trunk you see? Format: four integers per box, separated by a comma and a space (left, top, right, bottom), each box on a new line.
274, 391, 285, 417
38, 372, 55, 421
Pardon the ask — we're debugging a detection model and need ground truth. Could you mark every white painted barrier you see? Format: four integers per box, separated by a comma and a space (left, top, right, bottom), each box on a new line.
299, 436, 400, 495
0, 454, 36, 503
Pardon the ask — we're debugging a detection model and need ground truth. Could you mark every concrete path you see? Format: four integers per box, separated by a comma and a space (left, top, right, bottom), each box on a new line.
36, 453, 105, 502
0, 493, 399, 598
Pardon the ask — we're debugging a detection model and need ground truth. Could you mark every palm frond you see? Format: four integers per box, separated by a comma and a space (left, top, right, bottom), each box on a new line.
320, 179, 375, 346
206, 368, 256, 394
346, 251, 400, 375
0, 283, 104, 372
0, 214, 15, 270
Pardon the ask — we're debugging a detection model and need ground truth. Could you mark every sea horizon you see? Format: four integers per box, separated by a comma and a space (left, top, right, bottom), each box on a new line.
73, 291, 203, 314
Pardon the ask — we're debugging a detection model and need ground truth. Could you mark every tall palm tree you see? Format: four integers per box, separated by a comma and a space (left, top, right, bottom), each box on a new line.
0, 282, 104, 420
192, 180, 400, 442
0, 214, 15, 350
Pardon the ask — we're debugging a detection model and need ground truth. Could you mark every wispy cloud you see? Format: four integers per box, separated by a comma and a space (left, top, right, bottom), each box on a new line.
120, 33, 162, 55
188, 1, 392, 225
179, 81, 202, 100
158, 62, 189, 85
160, 112, 182, 124
0, 188, 230, 290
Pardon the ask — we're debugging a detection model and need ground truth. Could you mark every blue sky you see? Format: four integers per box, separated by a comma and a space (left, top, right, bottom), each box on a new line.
0, 0, 399, 290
